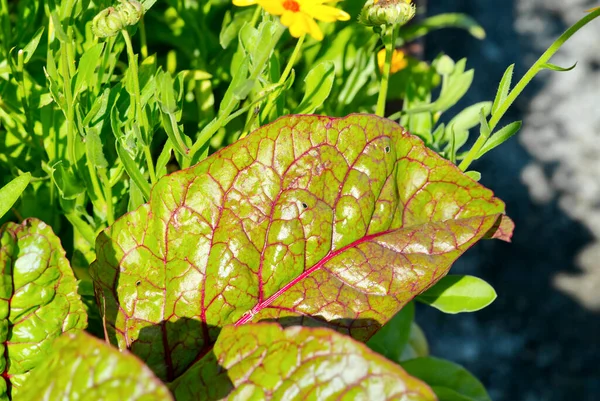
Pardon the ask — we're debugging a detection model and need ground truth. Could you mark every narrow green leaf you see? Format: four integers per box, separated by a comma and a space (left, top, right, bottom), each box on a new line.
416, 275, 497, 313
18, 332, 172, 401
492, 64, 514, 115
156, 139, 174, 178
294, 61, 335, 114
0, 173, 31, 218
21, 26, 45, 64
73, 43, 104, 98
401, 13, 486, 43
85, 128, 108, 169
220, 9, 255, 49
478, 108, 491, 138
368, 302, 415, 363
476, 120, 522, 158
116, 141, 151, 201
170, 323, 436, 400
541, 61, 578, 72
160, 111, 190, 158
83, 88, 110, 127
0, 219, 87, 398
402, 357, 491, 401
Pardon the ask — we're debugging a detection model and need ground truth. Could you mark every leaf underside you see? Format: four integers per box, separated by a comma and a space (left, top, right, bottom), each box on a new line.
0, 219, 87, 399
91, 114, 509, 385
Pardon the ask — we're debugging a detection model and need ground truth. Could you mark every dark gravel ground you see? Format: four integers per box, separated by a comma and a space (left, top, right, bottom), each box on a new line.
418, 2, 600, 401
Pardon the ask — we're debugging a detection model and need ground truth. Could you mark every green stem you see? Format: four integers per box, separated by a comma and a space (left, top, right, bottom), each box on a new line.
260, 33, 305, 121
139, 15, 148, 59
376, 26, 397, 117
250, 5, 261, 27
60, 34, 76, 164
122, 29, 156, 183
459, 7, 600, 171
279, 34, 304, 85
489, 8, 600, 132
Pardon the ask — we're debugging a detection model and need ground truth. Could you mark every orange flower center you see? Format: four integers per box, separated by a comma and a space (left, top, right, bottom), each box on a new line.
283, 0, 300, 12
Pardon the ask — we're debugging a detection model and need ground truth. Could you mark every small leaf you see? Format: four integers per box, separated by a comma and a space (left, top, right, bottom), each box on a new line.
446, 102, 492, 140
402, 357, 491, 401
73, 43, 104, 98
170, 323, 436, 400
21, 27, 45, 64
294, 61, 335, 114
0, 219, 87, 397
416, 275, 497, 313
541, 61, 577, 72
85, 128, 109, 169
492, 64, 514, 115
220, 9, 255, 49
368, 301, 415, 363
476, 120, 522, 158
465, 171, 481, 181
50, 162, 86, 200
0, 173, 31, 218
115, 141, 150, 201
18, 332, 173, 401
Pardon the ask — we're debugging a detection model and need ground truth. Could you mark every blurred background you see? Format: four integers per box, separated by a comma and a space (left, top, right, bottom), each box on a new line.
417, 1, 600, 400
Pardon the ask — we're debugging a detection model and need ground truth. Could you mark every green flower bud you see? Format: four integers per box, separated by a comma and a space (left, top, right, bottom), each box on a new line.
359, 0, 416, 28
92, 0, 144, 38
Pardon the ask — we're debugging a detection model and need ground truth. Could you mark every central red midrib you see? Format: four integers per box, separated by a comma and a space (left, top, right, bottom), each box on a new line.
234, 228, 394, 326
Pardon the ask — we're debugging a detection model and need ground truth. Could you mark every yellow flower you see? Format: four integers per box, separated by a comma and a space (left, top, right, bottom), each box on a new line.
232, 0, 350, 41
377, 48, 407, 74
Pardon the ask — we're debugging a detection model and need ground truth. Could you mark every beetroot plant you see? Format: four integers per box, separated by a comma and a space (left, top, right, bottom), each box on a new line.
0, 0, 598, 399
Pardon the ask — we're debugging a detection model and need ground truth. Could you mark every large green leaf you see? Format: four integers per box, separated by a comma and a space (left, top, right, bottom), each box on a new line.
91, 114, 510, 383
16, 332, 173, 401
170, 323, 435, 400
0, 219, 87, 399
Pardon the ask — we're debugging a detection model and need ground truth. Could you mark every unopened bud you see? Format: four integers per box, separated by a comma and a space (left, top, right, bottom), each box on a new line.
359, 0, 416, 28
92, 0, 144, 38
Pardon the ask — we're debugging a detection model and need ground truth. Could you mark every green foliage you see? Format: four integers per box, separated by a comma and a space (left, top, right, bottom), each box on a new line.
402, 357, 491, 401
416, 275, 497, 314
0, 0, 597, 398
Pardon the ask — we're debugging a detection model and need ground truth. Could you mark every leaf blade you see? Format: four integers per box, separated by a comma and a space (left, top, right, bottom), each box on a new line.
0, 173, 31, 218
91, 114, 508, 382
416, 275, 497, 313
170, 323, 436, 400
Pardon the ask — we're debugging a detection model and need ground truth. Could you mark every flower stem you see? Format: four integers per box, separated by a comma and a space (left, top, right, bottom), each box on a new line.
376, 26, 397, 117
139, 15, 148, 59
458, 7, 600, 171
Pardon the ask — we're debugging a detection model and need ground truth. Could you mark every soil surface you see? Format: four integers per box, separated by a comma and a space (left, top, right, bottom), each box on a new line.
419, 2, 600, 400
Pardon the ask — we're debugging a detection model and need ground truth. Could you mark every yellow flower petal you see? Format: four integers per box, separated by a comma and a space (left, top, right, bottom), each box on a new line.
259, 0, 285, 15
304, 4, 350, 22
232, 0, 259, 6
